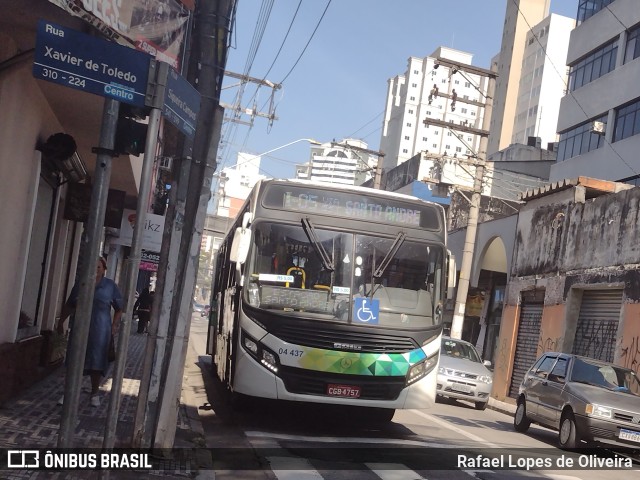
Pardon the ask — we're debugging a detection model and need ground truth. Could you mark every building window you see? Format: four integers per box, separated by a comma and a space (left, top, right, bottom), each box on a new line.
408, 109, 414, 114
432, 144, 438, 148
465, 82, 471, 88
577, 0, 614, 24
410, 96, 416, 101
454, 79, 460, 84
406, 122, 412, 127
441, 79, 447, 83
556, 114, 607, 161
422, 137, 428, 141
414, 69, 420, 74
412, 83, 418, 87
614, 98, 640, 142
447, 132, 452, 136
625, 23, 640, 64
568, 40, 618, 91
404, 135, 410, 140
471, 111, 476, 116
456, 147, 462, 152
426, 111, 431, 115
445, 145, 450, 149
461, 108, 468, 114
402, 149, 408, 153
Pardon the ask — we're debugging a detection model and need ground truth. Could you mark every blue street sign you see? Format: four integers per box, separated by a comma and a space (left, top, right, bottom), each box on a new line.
163, 67, 200, 138
33, 20, 151, 107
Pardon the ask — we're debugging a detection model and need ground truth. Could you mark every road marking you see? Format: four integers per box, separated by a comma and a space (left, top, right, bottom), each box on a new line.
366, 463, 428, 479
245, 430, 443, 447
411, 410, 500, 448
267, 456, 324, 479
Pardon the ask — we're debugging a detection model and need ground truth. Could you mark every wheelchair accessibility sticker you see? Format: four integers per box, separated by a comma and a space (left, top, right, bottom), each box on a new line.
353, 297, 379, 324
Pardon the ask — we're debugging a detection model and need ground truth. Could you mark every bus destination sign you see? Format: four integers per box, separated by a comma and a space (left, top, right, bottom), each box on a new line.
263, 184, 441, 230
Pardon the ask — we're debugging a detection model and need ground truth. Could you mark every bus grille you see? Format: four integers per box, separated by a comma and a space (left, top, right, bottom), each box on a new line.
280, 367, 405, 400
275, 324, 418, 353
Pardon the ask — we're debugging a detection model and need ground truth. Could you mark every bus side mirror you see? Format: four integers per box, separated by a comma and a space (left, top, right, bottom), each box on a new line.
230, 227, 251, 265
447, 250, 457, 299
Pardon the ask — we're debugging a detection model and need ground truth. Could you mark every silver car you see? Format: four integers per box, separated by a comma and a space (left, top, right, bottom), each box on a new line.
436, 337, 493, 410
514, 352, 640, 449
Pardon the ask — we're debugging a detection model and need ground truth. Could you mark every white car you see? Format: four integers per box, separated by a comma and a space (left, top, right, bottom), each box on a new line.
436, 337, 493, 410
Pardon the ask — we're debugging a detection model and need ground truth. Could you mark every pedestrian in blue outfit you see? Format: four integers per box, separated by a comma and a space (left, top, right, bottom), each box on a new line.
56, 257, 123, 407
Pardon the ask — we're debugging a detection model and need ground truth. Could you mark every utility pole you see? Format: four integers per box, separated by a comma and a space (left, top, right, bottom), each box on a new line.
330, 141, 384, 189
133, 0, 235, 449
423, 59, 497, 340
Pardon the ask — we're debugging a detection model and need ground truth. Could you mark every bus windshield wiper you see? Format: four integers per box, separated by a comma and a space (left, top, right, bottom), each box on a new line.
373, 232, 406, 278
302, 217, 334, 271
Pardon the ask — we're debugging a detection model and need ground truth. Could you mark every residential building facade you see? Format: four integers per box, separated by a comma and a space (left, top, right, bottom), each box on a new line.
510, 14, 575, 148
380, 47, 486, 172
295, 139, 376, 186
488, 0, 549, 155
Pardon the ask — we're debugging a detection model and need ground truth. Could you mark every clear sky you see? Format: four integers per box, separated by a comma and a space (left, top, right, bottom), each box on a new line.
217, 0, 577, 180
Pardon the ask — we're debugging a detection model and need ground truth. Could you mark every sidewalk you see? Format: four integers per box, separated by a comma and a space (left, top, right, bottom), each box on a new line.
0, 318, 213, 479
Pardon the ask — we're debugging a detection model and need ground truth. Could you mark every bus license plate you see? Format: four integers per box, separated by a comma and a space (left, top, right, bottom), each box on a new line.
327, 384, 361, 398
619, 428, 640, 443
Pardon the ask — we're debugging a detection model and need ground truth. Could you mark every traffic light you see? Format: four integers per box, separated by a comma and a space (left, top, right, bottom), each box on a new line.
114, 113, 147, 156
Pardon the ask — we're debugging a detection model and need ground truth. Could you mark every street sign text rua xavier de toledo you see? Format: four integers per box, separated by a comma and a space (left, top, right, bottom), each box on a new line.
33, 20, 151, 107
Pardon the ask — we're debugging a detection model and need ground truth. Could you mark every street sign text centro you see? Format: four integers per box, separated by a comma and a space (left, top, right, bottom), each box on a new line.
33, 20, 151, 107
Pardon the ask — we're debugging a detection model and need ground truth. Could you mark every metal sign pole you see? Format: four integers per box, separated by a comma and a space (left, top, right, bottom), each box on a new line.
103, 60, 168, 449
58, 98, 120, 448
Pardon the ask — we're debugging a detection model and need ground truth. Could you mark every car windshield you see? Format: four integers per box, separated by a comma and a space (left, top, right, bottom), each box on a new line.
570, 358, 640, 396
441, 338, 482, 363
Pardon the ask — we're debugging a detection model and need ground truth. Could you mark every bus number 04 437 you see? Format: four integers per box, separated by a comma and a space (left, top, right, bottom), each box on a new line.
278, 348, 303, 357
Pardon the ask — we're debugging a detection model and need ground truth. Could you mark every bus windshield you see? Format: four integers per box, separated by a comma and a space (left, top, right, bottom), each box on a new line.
244, 221, 444, 327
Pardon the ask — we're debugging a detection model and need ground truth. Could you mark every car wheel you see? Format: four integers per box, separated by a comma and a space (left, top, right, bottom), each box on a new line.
514, 400, 531, 432
474, 401, 488, 411
559, 411, 579, 449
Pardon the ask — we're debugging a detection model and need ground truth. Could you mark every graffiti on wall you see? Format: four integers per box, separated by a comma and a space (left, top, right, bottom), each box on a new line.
621, 335, 640, 374
538, 336, 560, 355
572, 320, 617, 363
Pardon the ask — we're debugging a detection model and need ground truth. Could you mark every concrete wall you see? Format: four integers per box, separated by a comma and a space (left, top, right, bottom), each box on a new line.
514, 187, 640, 277
492, 185, 640, 401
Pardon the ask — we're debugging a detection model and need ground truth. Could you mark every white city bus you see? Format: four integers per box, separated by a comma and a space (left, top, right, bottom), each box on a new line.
207, 179, 455, 422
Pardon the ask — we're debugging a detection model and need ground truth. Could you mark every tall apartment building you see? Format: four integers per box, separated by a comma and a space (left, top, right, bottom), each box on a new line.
551, 0, 640, 183
510, 14, 575, 148
295, 139, 376, 186
379, 47, 486, 172
488, 0, 550, 155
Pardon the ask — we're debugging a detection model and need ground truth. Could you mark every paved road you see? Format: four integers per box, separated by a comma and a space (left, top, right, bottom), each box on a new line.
188, 316, 640, 480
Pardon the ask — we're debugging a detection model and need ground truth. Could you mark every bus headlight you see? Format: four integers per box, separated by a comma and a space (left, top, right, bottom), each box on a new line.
407, 352, 439, 385
241, 331, 279, 373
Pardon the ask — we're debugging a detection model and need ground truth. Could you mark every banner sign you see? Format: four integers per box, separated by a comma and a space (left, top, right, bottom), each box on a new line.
48, 0, 191, 69
140, 250, 160, 272
111, 209, 164, 252
33, 20, 151, 107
